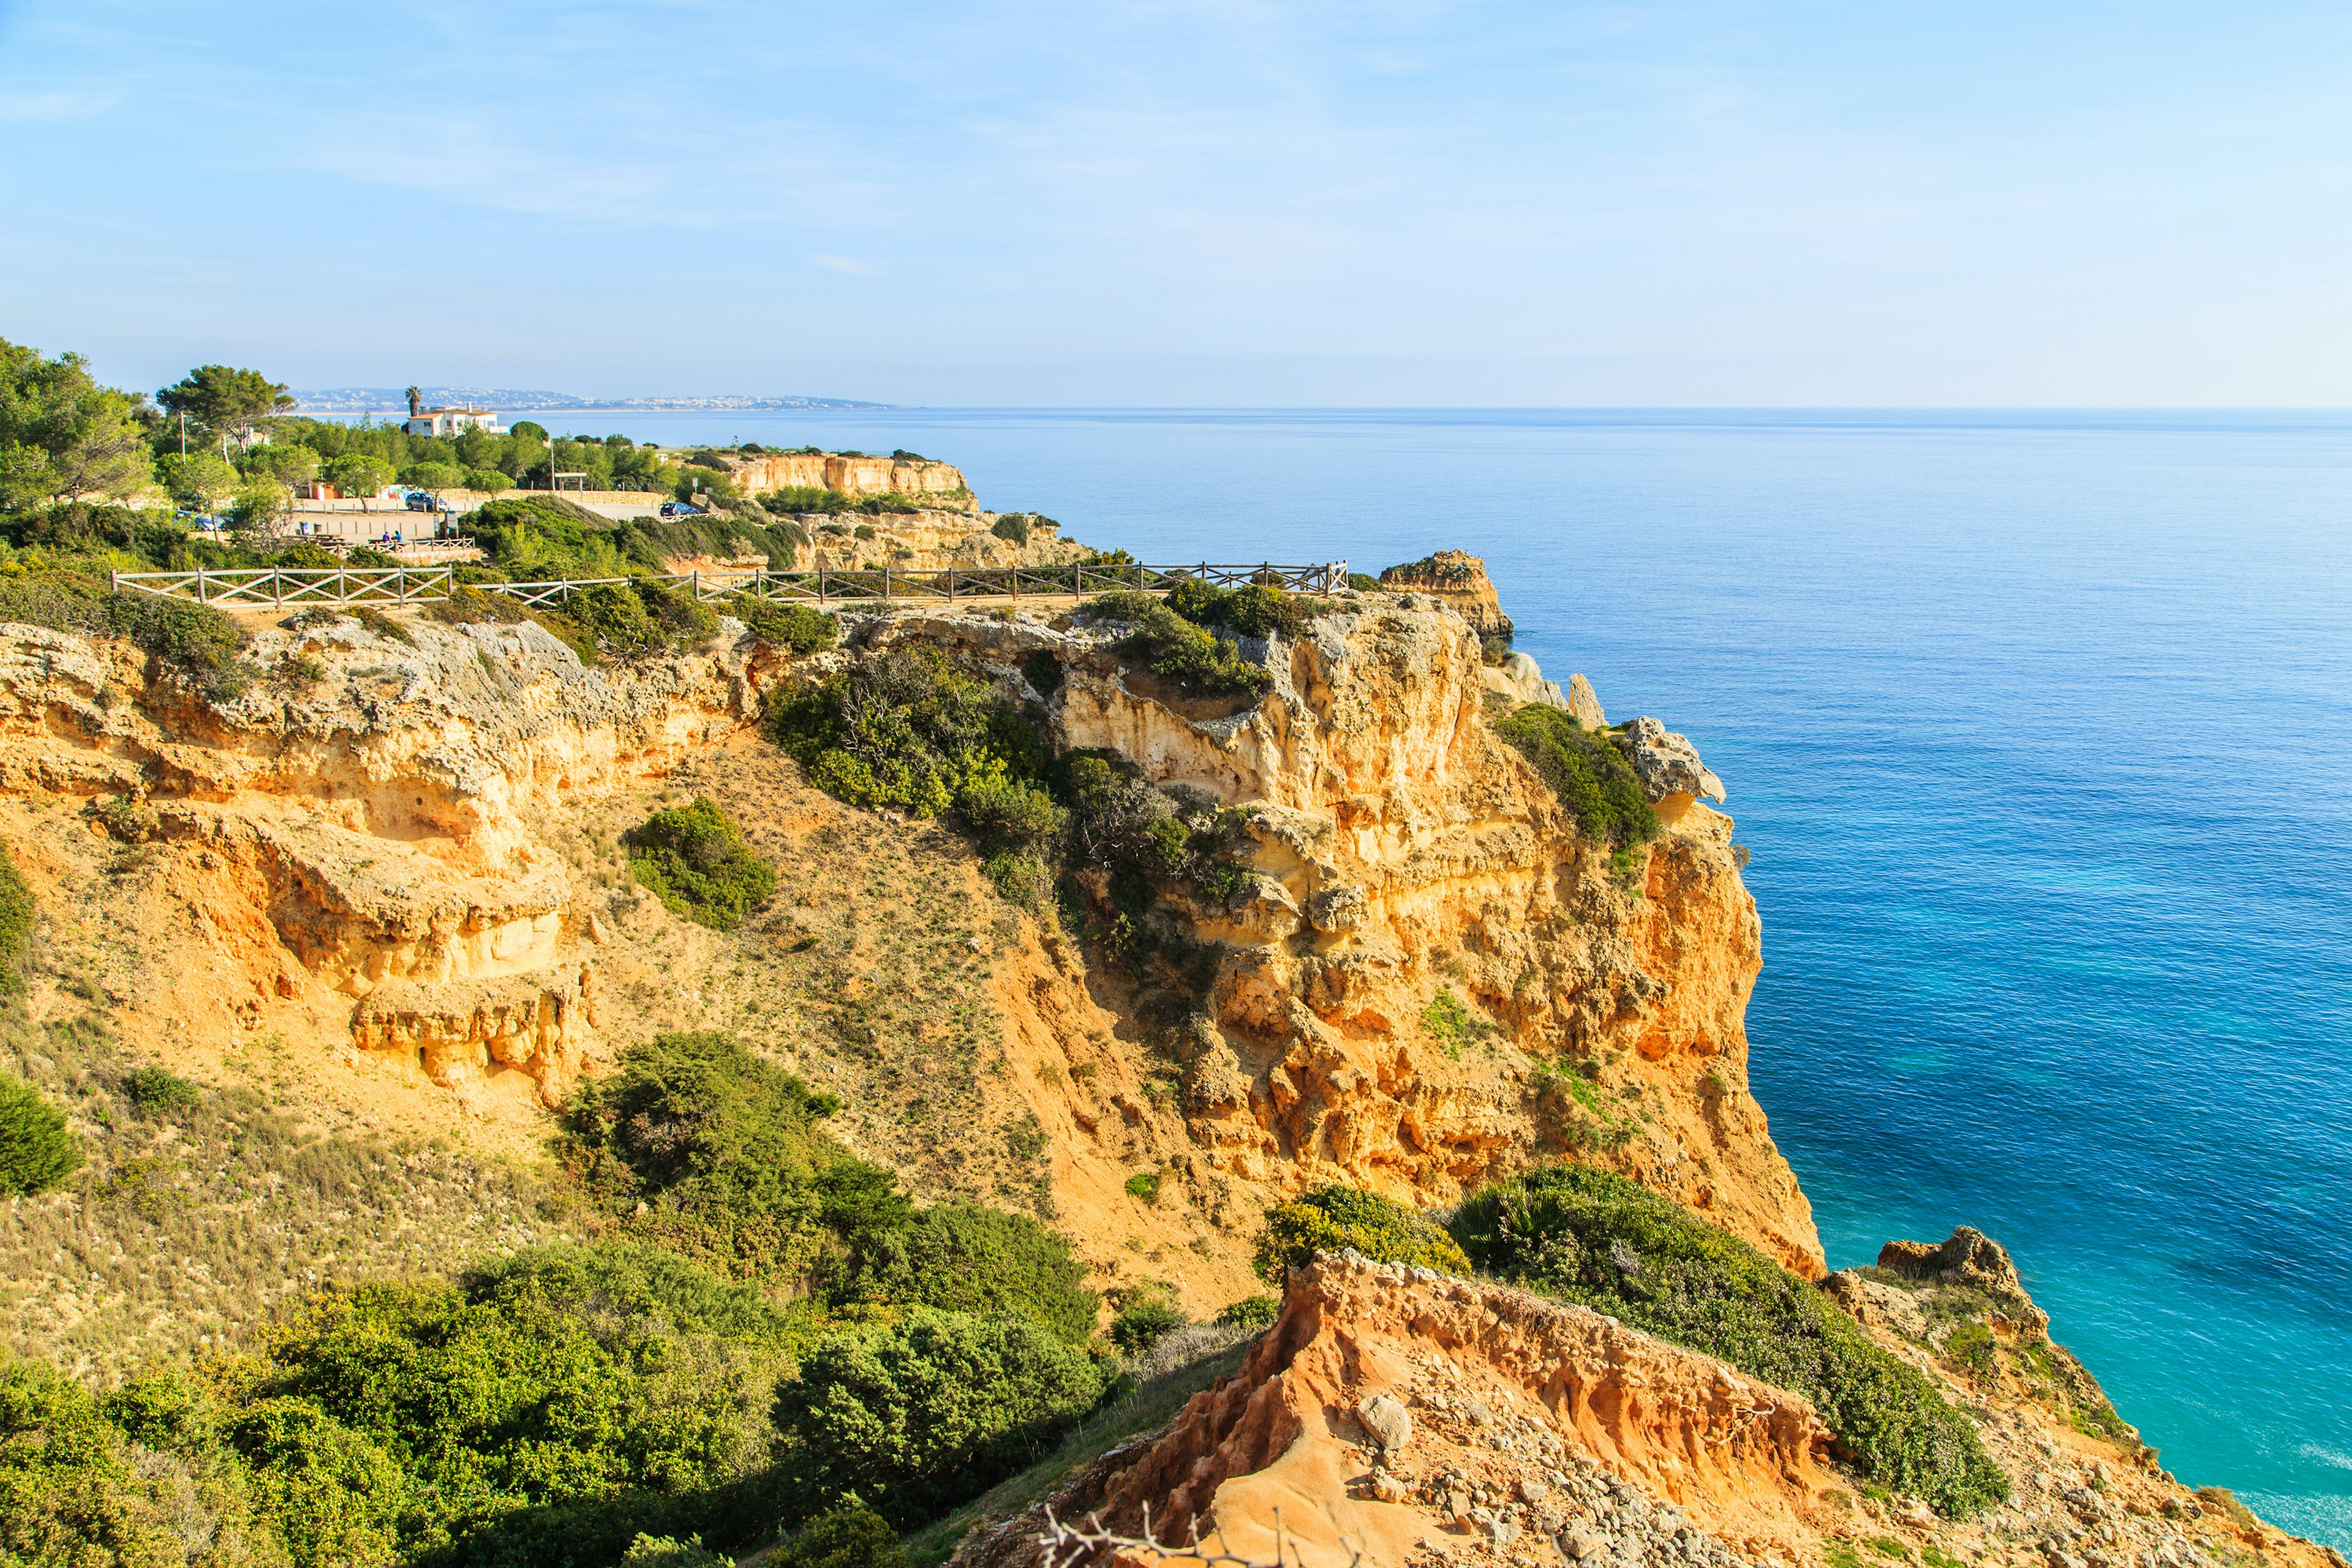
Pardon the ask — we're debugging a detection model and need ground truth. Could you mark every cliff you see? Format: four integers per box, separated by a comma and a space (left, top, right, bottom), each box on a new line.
715, 449, 972, 505
952, 1251, 2337, 1568
1379, 550, 1514, 638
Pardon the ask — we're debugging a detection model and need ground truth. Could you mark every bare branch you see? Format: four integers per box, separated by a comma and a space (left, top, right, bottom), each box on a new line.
1034, 1506, 1365, 1568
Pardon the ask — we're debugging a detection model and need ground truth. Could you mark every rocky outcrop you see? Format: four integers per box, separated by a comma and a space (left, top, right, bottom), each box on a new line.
350, 964, 599, 1105
952, 1252, 1831, 1568
713, 450, 971, 504
1480, 650, 1567, 709
1618, 715, 1727, 818
791, 510, 1089, 573
1379, 550, 1514, 636
868, 589, 1822, 1277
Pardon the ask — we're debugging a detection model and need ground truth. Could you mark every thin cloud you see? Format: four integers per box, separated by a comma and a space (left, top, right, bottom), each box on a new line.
0, 86, 120, 120
813, 255, 878, 276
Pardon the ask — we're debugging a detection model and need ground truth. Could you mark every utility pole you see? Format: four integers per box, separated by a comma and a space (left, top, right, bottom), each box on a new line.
178, 413, 186, 456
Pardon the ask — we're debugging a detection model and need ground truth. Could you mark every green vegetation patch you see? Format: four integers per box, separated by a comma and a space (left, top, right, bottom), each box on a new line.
1495, 703, 1660, 849
775, 1307, 1106, 1527
824, 1202, 1098, 1347
767, 641, 1047, 820
1252, 1184, 1470, 1283
1082, 591, 1272, 699
560, 1031, 896, 1279
732, 598, 839, 653
1419, 987, 1491, 1060
0, 1069, 81, 1196
0, 560, 250, 698
627, 796, 778, 930
1449, 1164, 2009, 1516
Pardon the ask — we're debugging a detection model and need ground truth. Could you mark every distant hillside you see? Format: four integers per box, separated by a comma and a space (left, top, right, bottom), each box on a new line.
290, 385, 894, 413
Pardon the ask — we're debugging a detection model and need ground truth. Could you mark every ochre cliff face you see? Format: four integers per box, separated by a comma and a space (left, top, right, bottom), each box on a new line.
0, 584, 1817, 1277
955, 1253, 1832, 1568
893, 592, 1823, 1275
717, 450, 971, 502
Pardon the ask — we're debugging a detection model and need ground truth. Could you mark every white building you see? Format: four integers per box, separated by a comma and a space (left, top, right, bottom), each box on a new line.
401, 405, 508, 438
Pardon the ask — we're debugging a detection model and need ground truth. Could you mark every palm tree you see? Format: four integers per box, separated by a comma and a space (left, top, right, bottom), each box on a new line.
405, 385, 423, 418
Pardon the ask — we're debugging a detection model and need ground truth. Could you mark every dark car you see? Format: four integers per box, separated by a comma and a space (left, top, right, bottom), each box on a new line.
660, 501, 706, 518
403, 491, 435, 511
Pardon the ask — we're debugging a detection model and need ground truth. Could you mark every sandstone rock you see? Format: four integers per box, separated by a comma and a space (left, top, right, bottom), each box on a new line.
1373, 1471, 1412, 1503
1480, 650, 1569, 710
1568, 673, 1607, 729
1359, 1393, 1414, 1451
1378, 549, 1515, 636
1616, 716, 1727, 808
1875, 1225, 2052, 1334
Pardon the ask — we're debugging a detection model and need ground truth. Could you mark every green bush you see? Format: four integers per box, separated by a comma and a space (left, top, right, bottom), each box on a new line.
1251, 1185, 1469, 1284
1123, 1169, 1160, 1202
243, 1245, 804, 1564
627, 796, 778, 930
1216, 1294, 1280, 1330
561, 1031, 898, 1278
0, 844, 31, 994
462, 467, 510, 493
1107, 1283, 1187, 1353
624, 1534, 733, 1567
826, 1203, 1098, 1346
1061, 754, 1254, 920
777, 1509, 908, 1568
1449, 1165, 2008, 1515
121, 1065, 200, 1114
1082, 593, 1270, 699
0, 1356, 270, 1566
775, 1308, 1104, 1525
1495, 703, 1659, 850
1346, 572, 1381, 592
0, 1070, 81, 1196
990, 514, 1031, 546
957, 775, 1067, 859
731, 598, 837, 653
1164, 577, 1324, 640
767, 642, 1046, 820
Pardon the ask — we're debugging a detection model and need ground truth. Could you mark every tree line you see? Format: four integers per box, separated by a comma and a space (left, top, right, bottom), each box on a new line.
0, 337, 715, 529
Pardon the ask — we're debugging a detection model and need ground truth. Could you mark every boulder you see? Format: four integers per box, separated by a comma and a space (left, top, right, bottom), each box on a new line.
1378, 549, 1515, 636
1616, 717, 1726, 807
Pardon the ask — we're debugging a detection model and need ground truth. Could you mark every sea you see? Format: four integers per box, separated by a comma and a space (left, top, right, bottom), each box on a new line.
546, 406, 2352, 1547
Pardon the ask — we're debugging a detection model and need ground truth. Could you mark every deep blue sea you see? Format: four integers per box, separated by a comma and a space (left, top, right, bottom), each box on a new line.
575, 407, 2352, 1547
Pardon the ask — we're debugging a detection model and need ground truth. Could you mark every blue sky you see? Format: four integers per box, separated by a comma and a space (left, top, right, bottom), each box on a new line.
4, 1, 2350, 405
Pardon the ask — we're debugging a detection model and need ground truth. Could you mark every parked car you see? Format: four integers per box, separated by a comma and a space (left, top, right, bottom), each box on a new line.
403, 491, 437, 511
659, 501, 705, 518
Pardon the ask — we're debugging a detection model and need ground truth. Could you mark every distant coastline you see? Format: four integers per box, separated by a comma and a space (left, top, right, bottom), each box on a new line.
289, 386, 896, 415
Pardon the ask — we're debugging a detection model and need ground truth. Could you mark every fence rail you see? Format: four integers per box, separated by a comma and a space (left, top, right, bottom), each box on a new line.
109, 561, 1349, 610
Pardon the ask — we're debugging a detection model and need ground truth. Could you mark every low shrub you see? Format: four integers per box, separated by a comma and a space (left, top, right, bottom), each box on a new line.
1251, 1185, 1469, 1283
826, 1202, 1098, 1346
0, 569, 252, 698
990, 514, 1031, 546
1107, 1283, 1187, 1353
775, 1308, 1106, 1526
1123, 1169, 1161, 1202
1346, 572, 1381, 592
1216, 1294, 1280, 1330
767, 642, 1046, 820
121, 1066, 200, 1114
777, 1509, 908, 1568
624, 1535, 733, 1567
731, 598, 837, 653
627, 796, 778, 930
0, 1069, 81, 1196
1495, 703, 1659, 850
1449, 1164, 2009, 1515
560, 1031, 897, 1279
1082, 592, 1270, 699
958, 775, 1067, 859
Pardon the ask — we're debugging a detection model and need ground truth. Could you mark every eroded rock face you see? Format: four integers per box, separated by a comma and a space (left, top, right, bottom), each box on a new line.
712, 450, 971, 502
1619, 715, 1727, 815
951, 1252, 1831, 1568
1379, 549, 1515, 636
350, 964, 600, 1106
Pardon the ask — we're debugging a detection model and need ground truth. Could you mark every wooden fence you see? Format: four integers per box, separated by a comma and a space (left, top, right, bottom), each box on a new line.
110, 561, 1351, 609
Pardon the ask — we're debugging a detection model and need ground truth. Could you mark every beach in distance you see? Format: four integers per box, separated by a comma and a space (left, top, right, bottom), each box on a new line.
561, 403, 2351, 1549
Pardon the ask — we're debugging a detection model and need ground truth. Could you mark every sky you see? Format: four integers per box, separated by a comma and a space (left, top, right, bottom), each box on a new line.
3, 1, 2351, 407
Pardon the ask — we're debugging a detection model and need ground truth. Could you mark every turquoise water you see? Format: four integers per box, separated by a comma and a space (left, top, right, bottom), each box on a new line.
595, 408, 2352, 1547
